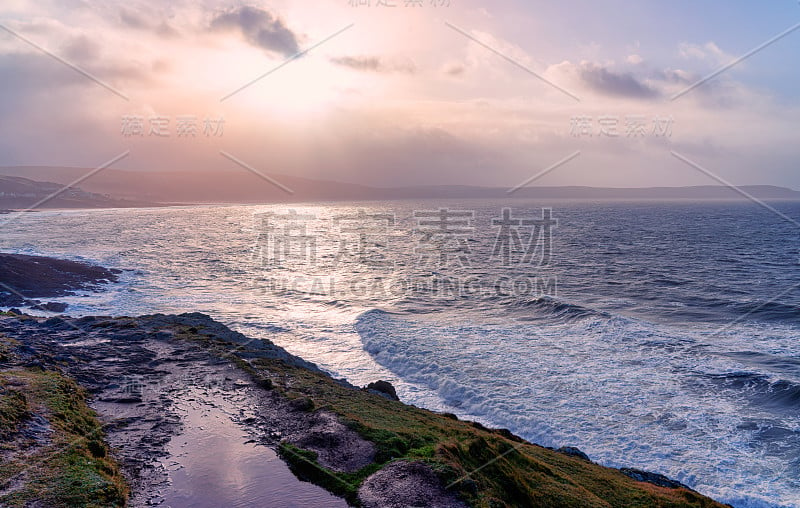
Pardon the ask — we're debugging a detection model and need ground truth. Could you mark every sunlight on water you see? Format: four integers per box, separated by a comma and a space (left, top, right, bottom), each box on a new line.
2, 201, 799, 508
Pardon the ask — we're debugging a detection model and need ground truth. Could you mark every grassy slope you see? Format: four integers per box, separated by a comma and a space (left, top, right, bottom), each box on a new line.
0, 350, 128, 507
179, 327, 728, 508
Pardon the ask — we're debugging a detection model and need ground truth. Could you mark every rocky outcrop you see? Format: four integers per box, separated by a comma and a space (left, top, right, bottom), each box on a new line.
365, 380, 400, 401
0, 253, 120, 311
0, 310, 730, 508
556, 446, 592, 462
620, 467, 694, 490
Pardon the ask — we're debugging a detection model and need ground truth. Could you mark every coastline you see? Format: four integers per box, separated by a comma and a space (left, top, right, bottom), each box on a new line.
0, 253, 120, 313
0, 254, 729, 507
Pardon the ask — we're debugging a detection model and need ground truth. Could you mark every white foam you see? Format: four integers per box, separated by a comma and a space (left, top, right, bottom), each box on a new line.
356, 308, 800, 508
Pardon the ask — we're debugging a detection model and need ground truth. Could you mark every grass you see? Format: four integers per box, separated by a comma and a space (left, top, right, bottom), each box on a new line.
0, 385, 29, 441
177, 326, 728, 508
0, 364, 128, 507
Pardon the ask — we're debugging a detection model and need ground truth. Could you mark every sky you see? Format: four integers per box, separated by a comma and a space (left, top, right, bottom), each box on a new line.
0, 0, 798, 188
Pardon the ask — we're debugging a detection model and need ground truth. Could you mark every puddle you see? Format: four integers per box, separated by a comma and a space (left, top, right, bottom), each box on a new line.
153, 386, 348, 508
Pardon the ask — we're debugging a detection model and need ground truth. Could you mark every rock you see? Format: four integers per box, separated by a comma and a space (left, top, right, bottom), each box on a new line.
52, 354, 76, 365
100, 395, 144, 404
557, 446, 591, 462
42, 317, 72, 330
620, 468, 692, 490
470, 421, 489, 431
494, 428, 525, 443
358, 460, 467, 508
0, 253, 119, 302
365, 380, 399, 401
23, 359, 45, 370
40, 301, 68, 313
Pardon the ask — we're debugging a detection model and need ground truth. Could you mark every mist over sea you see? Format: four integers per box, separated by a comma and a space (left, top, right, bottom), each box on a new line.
3, 199, 799, 508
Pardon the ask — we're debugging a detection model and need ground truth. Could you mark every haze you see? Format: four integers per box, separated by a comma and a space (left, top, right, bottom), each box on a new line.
1, 0, 798, 189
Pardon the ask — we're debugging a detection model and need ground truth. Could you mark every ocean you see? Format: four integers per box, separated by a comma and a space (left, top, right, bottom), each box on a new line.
2, 199, 798, 508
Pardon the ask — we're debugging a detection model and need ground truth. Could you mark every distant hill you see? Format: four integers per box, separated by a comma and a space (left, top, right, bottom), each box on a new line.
379, 184, 800, 200
1, 166, 798, 205
0, 175, 153, 210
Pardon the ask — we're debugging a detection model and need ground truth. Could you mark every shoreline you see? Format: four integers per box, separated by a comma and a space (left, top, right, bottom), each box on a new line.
0, 253, 729, 507
0, 253, 120, 313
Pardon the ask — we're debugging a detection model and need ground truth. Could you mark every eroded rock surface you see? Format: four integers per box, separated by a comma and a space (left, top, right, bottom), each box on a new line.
0, 313, 373, 506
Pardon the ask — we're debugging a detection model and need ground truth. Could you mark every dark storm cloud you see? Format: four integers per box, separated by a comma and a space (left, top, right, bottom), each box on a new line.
210, 6, 300, 57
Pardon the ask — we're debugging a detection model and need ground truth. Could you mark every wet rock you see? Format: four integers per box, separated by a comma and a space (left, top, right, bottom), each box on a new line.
100, 395, 144, 404
73, 316, 98, 325
557, 446, 591, 462
470, 421, 489, 431
0, 253, 119, 306
20, 414, 53, 444
17, 345, 38, 356
358, 460, 467, 508
52, 354, 76, 365
494, 428, 525, 443
365, 380, 399, 401
42, 317, 72, 330
40, 301, 68, 313
23, 359, 44, 370
620, 468, 692, 490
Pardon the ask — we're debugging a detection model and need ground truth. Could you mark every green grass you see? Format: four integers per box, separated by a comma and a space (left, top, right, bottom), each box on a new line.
178, 327, 728, 508
0, 387, 29, 441
0, 366, 128, 507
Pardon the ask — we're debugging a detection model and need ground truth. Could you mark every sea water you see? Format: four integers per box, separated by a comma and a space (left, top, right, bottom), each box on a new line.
2, 199, 798, 508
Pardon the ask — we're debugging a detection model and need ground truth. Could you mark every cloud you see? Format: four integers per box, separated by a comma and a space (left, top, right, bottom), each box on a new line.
679, 41, 731, 64
442, 62, 465, 77
62, 34, 99, 62
649, 67, 747, 108
329, 55, 416, 74
210, 6, 300, 57
626, 54, 643, 65
118, 7, 177, 37
652, 68, 695, 85
577, 61, 659, 99
119, 8, 148, 30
